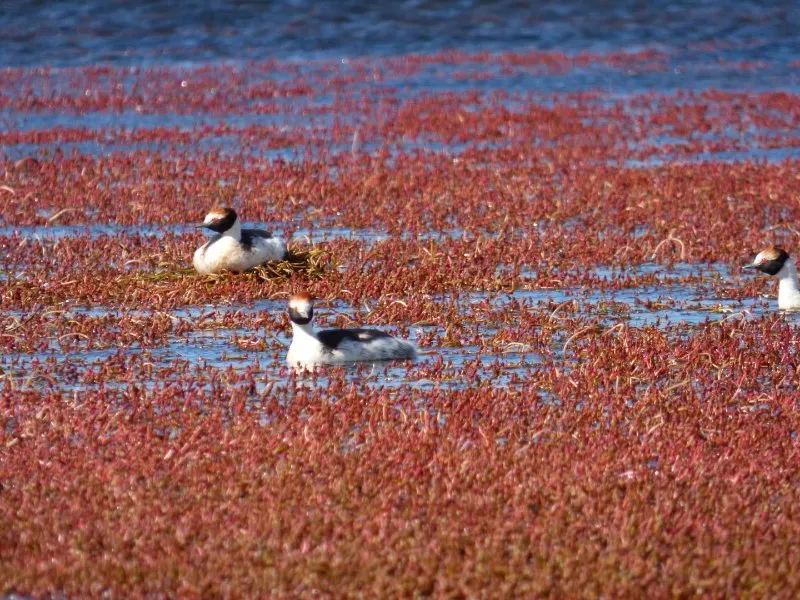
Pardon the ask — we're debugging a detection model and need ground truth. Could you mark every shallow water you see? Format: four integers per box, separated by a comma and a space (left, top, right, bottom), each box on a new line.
1, 274, 789, 396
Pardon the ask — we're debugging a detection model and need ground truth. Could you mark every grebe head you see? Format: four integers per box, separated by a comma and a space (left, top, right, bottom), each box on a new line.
744, 246, 790, 276
288, 291, 314, 325
198, 207, 238, 234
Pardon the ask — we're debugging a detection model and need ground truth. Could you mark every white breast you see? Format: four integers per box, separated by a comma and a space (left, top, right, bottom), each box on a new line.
776, 261, 800, 310
777, 280, 800, 310
287, 336, 327, 367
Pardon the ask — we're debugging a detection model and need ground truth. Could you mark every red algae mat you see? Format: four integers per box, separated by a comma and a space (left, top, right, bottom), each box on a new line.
2, 51, 800, 597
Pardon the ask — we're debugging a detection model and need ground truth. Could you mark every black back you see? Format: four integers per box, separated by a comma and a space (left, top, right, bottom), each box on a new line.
317, 328, 392, 350
757, 249, 790, 276
241, 227, 274, 251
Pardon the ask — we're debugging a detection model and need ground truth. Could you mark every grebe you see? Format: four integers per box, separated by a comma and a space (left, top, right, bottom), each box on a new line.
744, 246, 800, 309
286, 292, 417, 368
193, 207, 286, 274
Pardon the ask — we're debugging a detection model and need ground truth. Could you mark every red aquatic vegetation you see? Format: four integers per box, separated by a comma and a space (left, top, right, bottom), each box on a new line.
2, 314, 799, 597
2, 52, 800, 597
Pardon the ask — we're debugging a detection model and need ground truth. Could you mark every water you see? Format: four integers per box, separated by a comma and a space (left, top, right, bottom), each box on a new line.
2, 1, 799, 72
0, 277, 785, 395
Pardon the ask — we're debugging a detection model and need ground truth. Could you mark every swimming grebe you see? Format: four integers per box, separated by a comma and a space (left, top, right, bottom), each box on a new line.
744, 246, 800, 309
193, 207, 286, 274
286, 292, 417, 368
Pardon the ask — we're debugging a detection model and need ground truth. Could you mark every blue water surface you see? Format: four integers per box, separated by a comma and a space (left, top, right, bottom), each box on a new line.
2, 0, 798, 71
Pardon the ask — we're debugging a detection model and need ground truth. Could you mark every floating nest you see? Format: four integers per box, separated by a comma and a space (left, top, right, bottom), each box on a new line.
115, 246, 331, 286
246, 246, 330, 282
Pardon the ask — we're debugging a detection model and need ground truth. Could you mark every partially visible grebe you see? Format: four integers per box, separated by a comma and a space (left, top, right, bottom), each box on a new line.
744, 246, 800, 310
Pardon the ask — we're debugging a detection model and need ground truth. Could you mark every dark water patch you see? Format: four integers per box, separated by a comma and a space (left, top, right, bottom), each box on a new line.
3, 0, 800, 76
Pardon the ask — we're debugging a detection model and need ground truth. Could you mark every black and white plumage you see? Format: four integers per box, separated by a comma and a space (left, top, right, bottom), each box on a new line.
744, 246, 800, 309
192, 207, 286, 274
286, 292, 417, 369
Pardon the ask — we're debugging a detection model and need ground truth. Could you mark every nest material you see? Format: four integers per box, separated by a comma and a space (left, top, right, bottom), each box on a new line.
115, 246, 330, 286
246, 246, 330, 282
